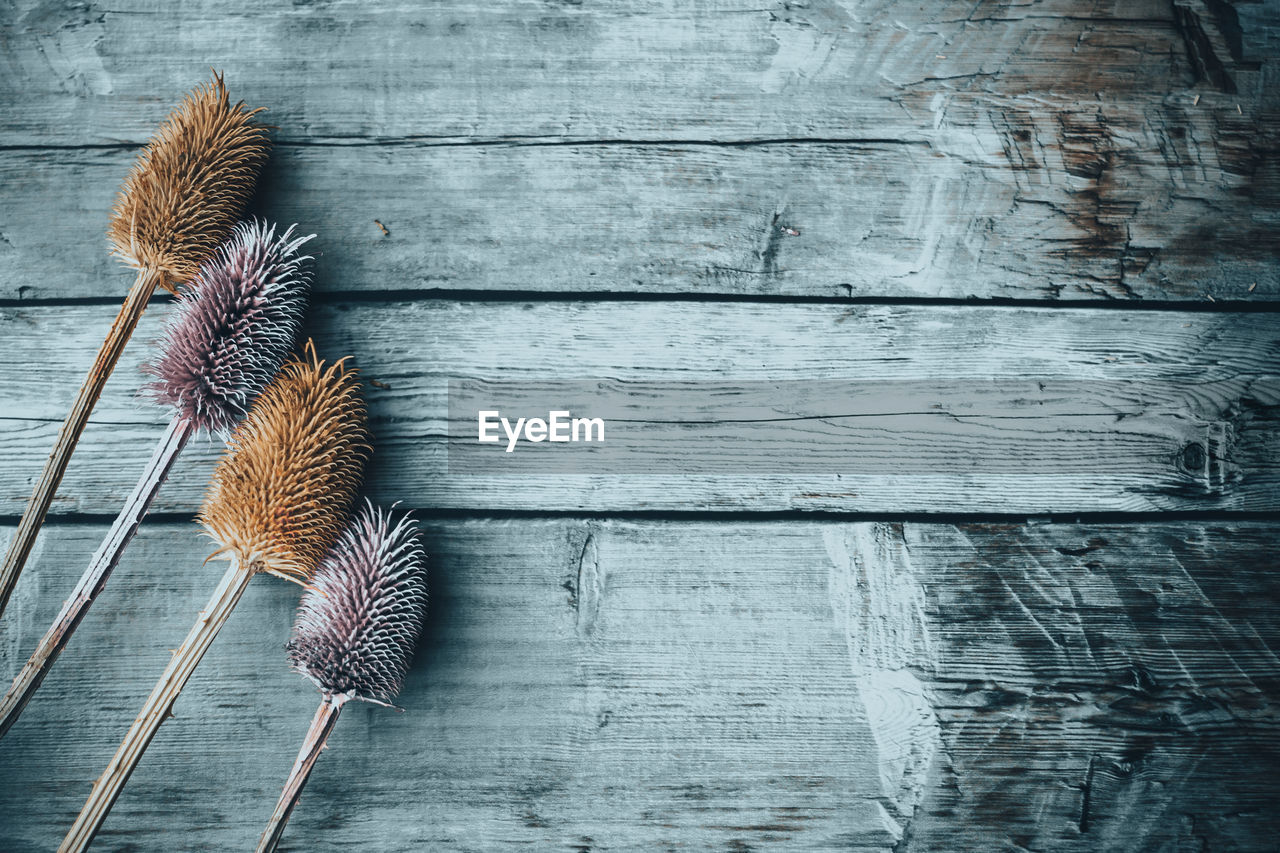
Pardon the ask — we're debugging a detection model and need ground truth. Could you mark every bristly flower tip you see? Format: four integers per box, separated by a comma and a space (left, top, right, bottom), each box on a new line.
108, 72, 271, 291
288, 501, 428, 706
143, 220, 313, 437
198, 340, 371, 581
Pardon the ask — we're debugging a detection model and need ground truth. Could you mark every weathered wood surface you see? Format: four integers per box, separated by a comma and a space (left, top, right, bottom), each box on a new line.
2, 135, 1276, 303
2, 0, 1277, 301
4, 0, 1275, 144
2, 301, 1278, 514
1, 520, 1276, 851
2, 0, 1279, 850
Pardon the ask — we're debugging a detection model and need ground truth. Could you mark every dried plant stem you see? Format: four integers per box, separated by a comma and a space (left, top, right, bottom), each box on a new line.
59, 558, 255, 853
0, 417, 194, 740
255, 694, 348, 853
0, 267, 165, 620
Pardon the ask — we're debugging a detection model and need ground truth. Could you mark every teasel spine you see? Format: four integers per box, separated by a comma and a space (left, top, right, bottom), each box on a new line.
0, 221, 312, 741
60, 343, 369, 853
0, 73, 270, 620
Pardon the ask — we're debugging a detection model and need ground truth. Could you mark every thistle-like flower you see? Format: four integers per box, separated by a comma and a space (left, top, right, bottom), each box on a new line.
200, 340, 373, 581
61, 342, 372, 853
109, 72, 272, 289
0, 220, 313, 743
145, 221, 313, 437
257, 503, 427, 852
290, 501, 429, 706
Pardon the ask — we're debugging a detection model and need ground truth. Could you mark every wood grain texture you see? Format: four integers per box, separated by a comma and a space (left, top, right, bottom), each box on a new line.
0, 519, 1275, 851
2, 301, 1277, 514
1, 0, 1277, 301
3, 0, 1274, 144
1, 0, 1278, 850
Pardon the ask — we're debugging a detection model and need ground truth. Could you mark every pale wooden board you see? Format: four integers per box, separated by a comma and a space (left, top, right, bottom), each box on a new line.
1, 0, 1276, 301
1, 134, 1276, 303
3, 0, 1273, 145
0, 519, 1276, 851
1, 301, 1277, 515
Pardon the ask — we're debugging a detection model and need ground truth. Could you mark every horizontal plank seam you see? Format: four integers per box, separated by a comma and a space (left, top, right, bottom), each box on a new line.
0, 415, 159, 427
7, 509, 1279, 526
3, 292, 1276, 312
0, 137, 936, 153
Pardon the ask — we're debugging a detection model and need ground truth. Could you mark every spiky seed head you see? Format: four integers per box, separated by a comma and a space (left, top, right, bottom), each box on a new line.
199, 341, 371, 581
288, 501, 428, 705
143, 221, 313, 437
108, 73, 271, 292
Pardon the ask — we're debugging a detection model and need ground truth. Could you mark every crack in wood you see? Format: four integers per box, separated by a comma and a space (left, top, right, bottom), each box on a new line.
574, 528, 600, 638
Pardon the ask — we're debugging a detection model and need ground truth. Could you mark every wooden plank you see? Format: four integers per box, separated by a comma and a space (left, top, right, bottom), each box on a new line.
2, 130, 1276, 303
2, 0, 1272, 145
0, 519, 1275, 850
1, 301, 1277, 515
2, 2, 1275, 302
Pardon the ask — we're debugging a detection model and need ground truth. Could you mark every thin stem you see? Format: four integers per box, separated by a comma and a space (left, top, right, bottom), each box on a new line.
0, 266, 165, 620
59, 559, 255, 853
0, 417, 195, 740
256, 695, 347, 853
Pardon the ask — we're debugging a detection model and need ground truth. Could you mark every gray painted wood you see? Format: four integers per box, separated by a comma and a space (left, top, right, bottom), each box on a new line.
2, 134, 1276, 302
1, 519, 1276, 851
2, 301, 1277, 514
1, 0, 1277, 301
4, 0, 1274, 145
1, 0, 1278, 850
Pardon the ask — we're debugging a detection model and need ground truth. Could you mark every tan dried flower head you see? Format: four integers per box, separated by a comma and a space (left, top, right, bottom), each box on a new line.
108, 73, 271, 292
199, 340, 372, 581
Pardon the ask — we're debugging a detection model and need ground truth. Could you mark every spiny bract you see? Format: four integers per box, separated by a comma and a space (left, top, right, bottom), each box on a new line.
144, 221, 312, 437
288, 501, 428, 705
199, 341, 371, 581
108, 73, 271, 291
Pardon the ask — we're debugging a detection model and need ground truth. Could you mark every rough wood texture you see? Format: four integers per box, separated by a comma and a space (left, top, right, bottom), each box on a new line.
2, 301, 1277, 514
1, 0, 1277, 301
0, 520, 1275, 851
1, 0, 1278, 850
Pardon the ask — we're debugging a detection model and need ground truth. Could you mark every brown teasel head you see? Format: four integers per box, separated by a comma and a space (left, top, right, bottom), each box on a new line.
199, 340, 371, 581
108, 72, 271, 292
143, 220, 313, 437
288, 501, 428, 706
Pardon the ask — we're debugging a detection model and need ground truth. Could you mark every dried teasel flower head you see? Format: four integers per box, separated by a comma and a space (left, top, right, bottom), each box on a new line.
143, 221, 313, 437
108, 73, 271, 291
199, 341, 371, 581
288, 501, 428, 706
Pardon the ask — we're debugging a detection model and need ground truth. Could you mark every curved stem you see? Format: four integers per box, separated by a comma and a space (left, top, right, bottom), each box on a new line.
0, 266, 164, 620
59, 559, 255, 853
256, 695, 347, 853
0, 417, 194, 740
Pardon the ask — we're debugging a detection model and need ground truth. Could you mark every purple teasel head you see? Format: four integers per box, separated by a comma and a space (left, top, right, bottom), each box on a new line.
143, 220, 313, 437
288, 501, 429, 707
